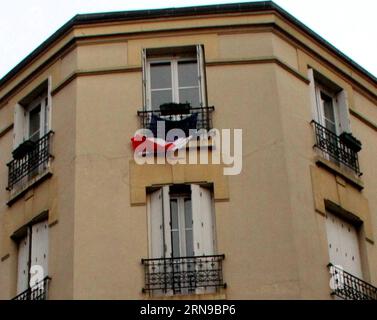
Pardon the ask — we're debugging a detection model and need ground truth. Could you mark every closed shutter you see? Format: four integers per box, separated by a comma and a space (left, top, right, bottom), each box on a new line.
17, 233, 30, 294
31, 221, 49, 281
191, 184, 215, 256
326, 212, 362, 278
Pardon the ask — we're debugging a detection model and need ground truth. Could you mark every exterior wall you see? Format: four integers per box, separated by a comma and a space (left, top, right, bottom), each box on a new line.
0, 7, 376, 300
0, 75, 77, 299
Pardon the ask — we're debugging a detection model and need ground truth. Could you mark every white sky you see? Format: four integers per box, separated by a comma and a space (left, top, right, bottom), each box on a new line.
0, 0, 376, 80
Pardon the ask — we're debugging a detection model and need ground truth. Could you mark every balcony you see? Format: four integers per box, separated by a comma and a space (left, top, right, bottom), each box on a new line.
141, 254, 226, 295
12, 277, 51, 300
137, 105, 214, 138
328, 264, 377, 300
311, 121, 361, 176
7, 131, 54, 191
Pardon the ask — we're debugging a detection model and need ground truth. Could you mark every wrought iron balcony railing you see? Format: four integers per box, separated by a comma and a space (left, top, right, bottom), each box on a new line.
141, 254, 226, 294
7, 131, 54, 191
12, 277, 51, 300
137, 106, 214, 138
311, 121, 361, 175
328, 263, 377, 300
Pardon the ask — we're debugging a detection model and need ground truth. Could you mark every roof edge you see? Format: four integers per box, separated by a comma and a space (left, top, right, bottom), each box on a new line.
0, 1, 375, 90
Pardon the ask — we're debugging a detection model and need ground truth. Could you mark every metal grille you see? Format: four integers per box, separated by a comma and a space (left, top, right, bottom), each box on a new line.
7, 131, 54, 191
328, 264, 377, 300
311, 121, 361, 175
12, 277, 51, 300
142, 255, 226, 294
137, 106, 214, 134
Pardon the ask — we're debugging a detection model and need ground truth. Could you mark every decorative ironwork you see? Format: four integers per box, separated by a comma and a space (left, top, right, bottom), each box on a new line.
311, 121, 361, 175
137, 106, 214, 137
12, 277, 51, 300
142, 254, 226, 294
7, 131, 54, 191
328, 263, 377, 300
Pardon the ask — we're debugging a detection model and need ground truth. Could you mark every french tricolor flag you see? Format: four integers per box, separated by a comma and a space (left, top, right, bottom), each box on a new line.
131, 134, 193, 155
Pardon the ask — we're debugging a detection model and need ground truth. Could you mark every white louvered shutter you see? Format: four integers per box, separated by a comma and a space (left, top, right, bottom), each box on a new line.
17, 232, 30, 294
196, 44, 206, 107
13, 103, 25, 148
31, 221, 49, 280
149, 189, 164, 258
191, 184, 214, 256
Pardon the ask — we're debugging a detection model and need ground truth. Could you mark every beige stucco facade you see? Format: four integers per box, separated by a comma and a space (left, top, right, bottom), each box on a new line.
0, 2, 376, 300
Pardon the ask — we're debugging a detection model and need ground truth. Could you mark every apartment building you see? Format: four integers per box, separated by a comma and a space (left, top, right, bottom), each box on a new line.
0, 1, 376, 300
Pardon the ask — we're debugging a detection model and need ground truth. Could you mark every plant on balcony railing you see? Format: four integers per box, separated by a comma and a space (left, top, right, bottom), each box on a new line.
328, 263, 377, 300
137, 105, 214, 138
141, 254, 226, 294
311, 121, 361, 175
7, 131, 54, 191
159, 102, 191, 115
12, 277, 51, 300
339, 132, 362, 152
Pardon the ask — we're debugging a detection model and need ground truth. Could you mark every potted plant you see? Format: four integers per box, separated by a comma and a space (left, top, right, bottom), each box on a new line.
12, 139, 37, 159
159, 102, 191, 115
339, 132, 362, 152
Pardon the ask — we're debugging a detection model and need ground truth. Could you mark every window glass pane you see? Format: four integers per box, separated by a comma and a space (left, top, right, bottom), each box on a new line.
185, 230, 194, 257
29, 105, 41, 141
325, 120, 336, 134
179, 88, 200, 107
150, 63, 172, 89
321, 92, 335, 122
170, 199, 179, 229
178, 61, 198, 87
151, 90, 173, 110
184, 199, 192, 228
172, 231, 180, 257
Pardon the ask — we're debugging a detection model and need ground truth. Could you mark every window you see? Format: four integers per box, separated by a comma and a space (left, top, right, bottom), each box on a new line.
143, 184, 225, 295
315, 85, 340, 135
15, 220, 49, 299
148, 59, 201, 110
309, 69, 350, 134
323, 210, 376, 299
26, 95, 49, 142
325, 211, 362, 279
308, 69, 362, 175
148, 184, 215, 259
8, 80, 53, 192
138, 46, 214, 139
170, 194, 194, 258
14, 79, 51, 148
143, 45, 206, 111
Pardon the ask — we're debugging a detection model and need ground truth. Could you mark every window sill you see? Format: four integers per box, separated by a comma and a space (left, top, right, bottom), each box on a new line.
314, 155, 364, 190
7, 169, 53, 206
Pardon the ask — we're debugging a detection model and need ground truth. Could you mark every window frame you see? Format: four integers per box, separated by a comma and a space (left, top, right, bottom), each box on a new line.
169, 195, 194, 258
16, 219, 49, 295
14, 77, 52, 149
147, 184, 216, 259
146, 56, 201, 111
142, 45, 207, 111
25, 94, 48, 142
314, 83, 341, 135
